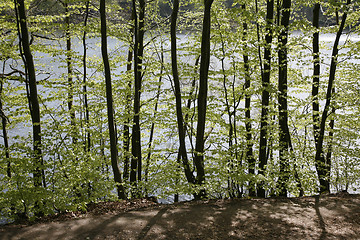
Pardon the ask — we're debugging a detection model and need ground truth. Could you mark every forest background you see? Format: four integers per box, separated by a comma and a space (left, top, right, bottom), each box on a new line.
1, 0, 360, 222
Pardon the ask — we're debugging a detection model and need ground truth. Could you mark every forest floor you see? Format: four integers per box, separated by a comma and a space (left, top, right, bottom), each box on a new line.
1, 193, 360, 240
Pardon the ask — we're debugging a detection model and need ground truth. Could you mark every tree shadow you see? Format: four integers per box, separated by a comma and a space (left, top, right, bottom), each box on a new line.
1, 195, 360, 240
314, 195, 327, 240
137, 208, 167, 240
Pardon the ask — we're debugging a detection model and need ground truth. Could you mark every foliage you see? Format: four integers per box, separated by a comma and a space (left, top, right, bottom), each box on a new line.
0, 0, 360, 221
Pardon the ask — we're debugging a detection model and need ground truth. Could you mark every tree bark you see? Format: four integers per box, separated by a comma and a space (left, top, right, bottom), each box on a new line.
123, 12, 135, 182
131, 0, 145, 189
64, 1, 76, 143
15, 0, 45, 189
100, 0, 126, 199
257, 0, 274, 198
0, 77, 10, 178
312, 3, 320, 151
194, 0, 214, 199
241, 4, 256, 197
314, 0, 350, 194
171, 0, 195, 185
15, 0, 46, 217
277, 0, 291, 197
82, 0, 91, 152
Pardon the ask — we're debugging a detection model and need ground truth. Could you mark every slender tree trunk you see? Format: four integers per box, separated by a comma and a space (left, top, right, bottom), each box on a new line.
0, 78, 10, 178
257, 0, 274, 198
277, 0, 291, 197
64, 2, 76, 143
325, 4, 339, 180
130, 0, 138, 186
15, 0, 45, 216
314, 0, 350, 193
131, 0, 145, 189
100, 0, 126, 199
216, 23, 241, 197
194, 0, 214, 199
123, 12, 135, 182
136, 0, 145, 183
255, 0, 264, 77
325, 88, 335, 176
15, 0, 44, 188
171, 0, 195, 185
312, 3, 320, 153
219, 33, 234, 197
123, 50, 132, 183
241, 4, 256, 197
184, 56, 199, 160
82, 0, 91, 152
145, 50, 164, 196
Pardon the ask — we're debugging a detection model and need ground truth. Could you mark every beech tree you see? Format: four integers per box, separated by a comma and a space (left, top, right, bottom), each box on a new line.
257, 0, 274, 198
15, 0, 45, 194
171, 0, 195, 186
100, 0, 126, 199
193, 0, 214, 199
276, 0, 292, 197
241, 3, 256, 197
82, 0, 91, 152
1, 0, 360, 221
314, 0, 351, 193
130, 0, 146, 190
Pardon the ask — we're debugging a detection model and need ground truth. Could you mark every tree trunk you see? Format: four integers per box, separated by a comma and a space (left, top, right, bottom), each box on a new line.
312, 3, 320, 154
194, 0, 214, 199
15, 0, 44, 188
64, 2, 76, 143
314, 0, 350, 194
0, 79, 10, 178
325, 88, 336, 177
100, 0, 126, 199
82, 0, 91, 152
131, 0, 145, 190
277, 0, 291, 197
171, 0, 195, 185
241, 4, 256, 197
145, 50, 164, 196
257, 0, 274, 198
219, 31, 234, 197
15, 0, 45, 216
123, 12, 135, 182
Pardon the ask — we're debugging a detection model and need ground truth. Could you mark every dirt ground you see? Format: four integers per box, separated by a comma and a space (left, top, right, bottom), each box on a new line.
1, 193, 360, 240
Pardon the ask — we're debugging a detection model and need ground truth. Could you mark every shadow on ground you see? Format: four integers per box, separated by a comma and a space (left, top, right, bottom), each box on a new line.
1, 194, 359, 240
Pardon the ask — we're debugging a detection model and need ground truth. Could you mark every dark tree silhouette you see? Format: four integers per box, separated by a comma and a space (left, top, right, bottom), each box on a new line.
257, 0, 274, 198
100, 0, 126, 199
194, 0, 214, 199
171, 0, 195, 185
314, 0, 351, 193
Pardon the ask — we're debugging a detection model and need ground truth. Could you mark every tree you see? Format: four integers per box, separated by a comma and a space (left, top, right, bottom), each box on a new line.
314, 0, 351, 193
123, 11, 135, 183
100, 0, 126, 199
62, 0, 77, 143
312, 2, 321, 188
14, 0, 47, 216
193, 0, 214, 199
15, 0, 45, 188
0, 75, 10, 178
257, 0, 274, 198
171, 0, 195, 186
82, 0, 91, 152
241, 3, 256, 197
276, 0, 292, 197
130, 0, 146, 191
1, 0, 360, 221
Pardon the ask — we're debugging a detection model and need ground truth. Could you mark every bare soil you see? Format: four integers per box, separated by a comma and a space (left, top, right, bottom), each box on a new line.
1, 193, 360, 240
